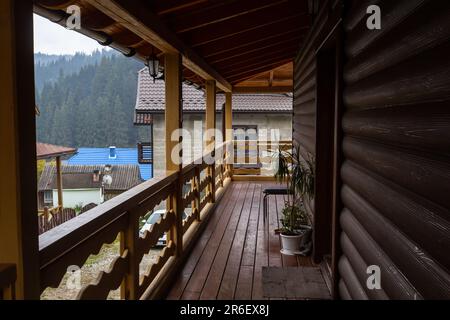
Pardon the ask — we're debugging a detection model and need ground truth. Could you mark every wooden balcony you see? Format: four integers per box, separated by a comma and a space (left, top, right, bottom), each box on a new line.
167, 181, 313, 300
32, 141, 331, 300
3, 0, 449, 301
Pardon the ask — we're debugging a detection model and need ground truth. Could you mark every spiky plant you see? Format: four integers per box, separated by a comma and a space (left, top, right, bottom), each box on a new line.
273, 143, 314, 234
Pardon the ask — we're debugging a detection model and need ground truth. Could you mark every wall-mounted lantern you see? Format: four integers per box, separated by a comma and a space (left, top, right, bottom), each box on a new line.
146, 48, 160, 83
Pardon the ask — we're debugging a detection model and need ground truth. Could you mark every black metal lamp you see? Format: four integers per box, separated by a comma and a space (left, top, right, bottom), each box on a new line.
146, 48, 160, 83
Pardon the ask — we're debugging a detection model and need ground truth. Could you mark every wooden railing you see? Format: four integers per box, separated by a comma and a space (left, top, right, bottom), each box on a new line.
0, 264, 16, 300
233, 140, 292, 176
38, 142, 232, 300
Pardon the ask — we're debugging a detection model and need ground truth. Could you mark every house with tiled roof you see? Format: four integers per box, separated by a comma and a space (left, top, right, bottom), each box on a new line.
37, 163, 143, 210
67, 146, 152, 180
134, 68, 292, 173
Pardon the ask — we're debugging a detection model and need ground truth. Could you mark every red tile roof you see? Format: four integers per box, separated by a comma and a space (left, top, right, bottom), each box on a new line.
36, 142, 77, 160
134, 68, 292, 124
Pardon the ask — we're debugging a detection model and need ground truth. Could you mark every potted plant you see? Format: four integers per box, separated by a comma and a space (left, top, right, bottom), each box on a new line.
274, 144, 314, 255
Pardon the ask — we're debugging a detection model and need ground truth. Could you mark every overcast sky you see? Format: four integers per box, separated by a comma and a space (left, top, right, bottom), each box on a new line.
33, 14, 107, 55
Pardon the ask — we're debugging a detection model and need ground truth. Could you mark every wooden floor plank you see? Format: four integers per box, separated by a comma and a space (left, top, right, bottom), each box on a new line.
218, 184, 259, 299
166, 181, 314, 300
234, 266, 254, 300
200, 183, 255, 299
167, 182, 242, 299
180, 183, 248, 297
235, 184, 262, 300
251, 182, 270, 300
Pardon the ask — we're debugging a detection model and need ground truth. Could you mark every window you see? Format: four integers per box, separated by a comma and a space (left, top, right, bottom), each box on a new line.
44, 190, 53, 204
233, 125, 259, 167
233, 125, 258, 141
138, 142, 153, 164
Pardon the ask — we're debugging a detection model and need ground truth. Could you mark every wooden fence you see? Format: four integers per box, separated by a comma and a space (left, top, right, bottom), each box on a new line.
38, 207, 76, 235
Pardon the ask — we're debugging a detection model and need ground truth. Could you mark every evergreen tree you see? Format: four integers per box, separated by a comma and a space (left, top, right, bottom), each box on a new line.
35, 51, 142, 148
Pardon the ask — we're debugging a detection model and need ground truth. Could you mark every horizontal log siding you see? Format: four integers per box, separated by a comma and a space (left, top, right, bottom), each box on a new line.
339, 0, 450, 299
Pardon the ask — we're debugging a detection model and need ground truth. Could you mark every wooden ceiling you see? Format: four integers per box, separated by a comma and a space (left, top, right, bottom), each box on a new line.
233, 63, 293, 93
34, 0, 312, 91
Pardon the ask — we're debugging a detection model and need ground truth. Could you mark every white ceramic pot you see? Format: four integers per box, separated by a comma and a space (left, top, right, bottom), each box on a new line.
280, 225, 312, 256
280, 233, 304, 256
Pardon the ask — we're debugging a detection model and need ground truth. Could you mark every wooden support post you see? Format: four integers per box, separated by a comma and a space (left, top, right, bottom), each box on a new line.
205, 80, 216, 202
56, 156, 63, 211
245, 140, 250, 165
165, 52, 183, 257
224, 92, 233, 177
0, 0, 40, 299
121, 211, 139, 299
193, 166, 201, 221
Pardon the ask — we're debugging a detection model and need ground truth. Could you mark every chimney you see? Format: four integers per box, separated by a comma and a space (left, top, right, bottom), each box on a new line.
109, 146, 116, 159
93, 169, 100, 182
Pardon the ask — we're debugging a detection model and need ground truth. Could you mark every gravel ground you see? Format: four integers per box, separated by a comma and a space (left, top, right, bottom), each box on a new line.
41, 239, 162, 300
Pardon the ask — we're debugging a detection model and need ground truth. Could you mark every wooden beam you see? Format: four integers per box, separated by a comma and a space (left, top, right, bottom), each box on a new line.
85, 0, 231, 92
228, 54, 292, 79
216, 47, 299, 75
184, 3, 308, 47
237, 79, 293, 86
205, 80, 217, 145
154, 0, 208, 16
82, 9, 115, 31
227, 59, 293, 83
165, 53, 182, 172
224, 92, 233, 179
208, 37, 302, 65
109, 29, 144, 47
164, 52, 183, 257
221, 57, 296, 80
232, 86, 293, 93
233, 63, 292, 85
205, 80, 216, 202
196, 17, 308, 53
171, 0, 286, 33
269, 71, 274, 87
56, 156, 63, 209
225, 92, 233, 142
0, 0, 40, 299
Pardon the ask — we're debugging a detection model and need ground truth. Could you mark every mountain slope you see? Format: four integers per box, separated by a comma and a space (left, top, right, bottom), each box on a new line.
36, 53, 147, 148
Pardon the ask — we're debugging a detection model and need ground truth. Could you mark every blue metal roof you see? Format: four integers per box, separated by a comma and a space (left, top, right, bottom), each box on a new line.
67, 147, 152, 180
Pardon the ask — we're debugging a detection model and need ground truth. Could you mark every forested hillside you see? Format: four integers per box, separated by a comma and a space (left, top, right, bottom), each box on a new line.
34, 49, 115, 91
35, 51, 148, 148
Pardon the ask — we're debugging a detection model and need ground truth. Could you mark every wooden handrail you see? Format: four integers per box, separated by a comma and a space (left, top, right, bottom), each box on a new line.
38, 142, 233, 299
39, 172, 177, 264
